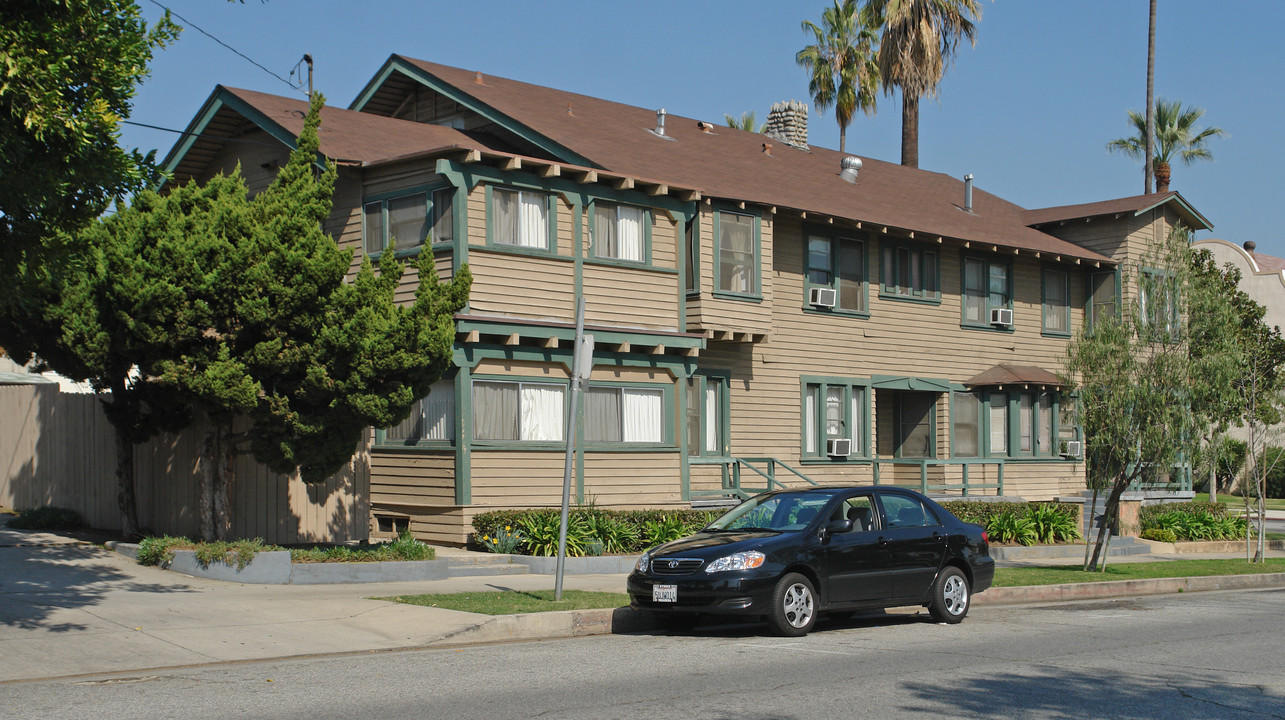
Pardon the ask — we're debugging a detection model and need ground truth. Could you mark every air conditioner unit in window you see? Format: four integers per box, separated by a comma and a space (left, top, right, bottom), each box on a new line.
990, 307, 1014, 326
809, 287, 837, 308
1060, 440, 1083, 459
826, 438, 852, 457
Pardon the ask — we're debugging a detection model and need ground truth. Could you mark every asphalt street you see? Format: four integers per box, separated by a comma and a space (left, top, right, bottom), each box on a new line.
5, 587, 1283, 720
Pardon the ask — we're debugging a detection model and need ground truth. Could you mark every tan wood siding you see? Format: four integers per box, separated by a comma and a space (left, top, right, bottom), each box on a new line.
583, 453, 684, 506
474, 358, 571, 380
196, 129, 288, 196
370, 450, 455, 507
686, 206, 773, 335
467, 249, 575, 322
470, 451, 567, 507
582, 263, 679, 331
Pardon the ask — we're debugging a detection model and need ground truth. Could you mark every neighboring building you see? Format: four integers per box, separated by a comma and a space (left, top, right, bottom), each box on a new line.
1191, 238, 1285, 333
158, 56, 1211, 545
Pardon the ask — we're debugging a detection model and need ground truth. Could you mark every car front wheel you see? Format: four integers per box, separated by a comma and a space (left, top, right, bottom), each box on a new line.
928, 566, 970, 624
767, 573, 817, 637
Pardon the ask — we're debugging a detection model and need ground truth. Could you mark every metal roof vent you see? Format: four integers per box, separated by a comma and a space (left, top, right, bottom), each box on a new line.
964, 173, 975, 213
839, 156, 862, 183
1245, 240, 1257, 251
648, 109, 676, 141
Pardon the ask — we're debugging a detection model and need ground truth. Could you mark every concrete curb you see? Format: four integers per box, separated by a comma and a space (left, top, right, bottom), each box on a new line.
974, 572, 1285, 605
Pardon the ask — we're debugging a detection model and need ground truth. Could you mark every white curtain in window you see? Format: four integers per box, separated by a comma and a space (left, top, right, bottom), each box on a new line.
825, 387, 843, 438
964, 259, 985, 322
494, 189, 517, 246
1038, 393, 1053, 455
989, 400, 1008, 455
363, 202, 384, 255
622, 389, 663, 443
473, 381, 519, 440
1019, 394, 1033, 452
704, 384, 719, 454
388, 193, 427, 251
720, 213, 754, 293
593, 204, 616, 258
804, 386, 817, 454
850, 389, 863, 447
617, 206, 644, 262
520, 384, 564, 441
519, 192, 548, 249
422, 379, 455, 442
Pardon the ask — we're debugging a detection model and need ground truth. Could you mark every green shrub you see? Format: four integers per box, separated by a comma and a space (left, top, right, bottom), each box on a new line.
518, 510, 596, 557
1141, 504, 1247, 542
1195, 437, 1247, 493
987, 512, 1037, 545
288, 533, 435, 563
471, 507, 719, 555
1141, 528, 1178, 544
7, 506, 86, 531
1264, 445, 1285, 499
136, 535, 188, 567
584, 513, 639, 554
476, 524, 524, 554
1026, 503, 1082, 543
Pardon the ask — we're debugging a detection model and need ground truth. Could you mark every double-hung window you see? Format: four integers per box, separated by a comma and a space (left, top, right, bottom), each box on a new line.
802, 378, 867, 459
584, 386, 665, 444
492, 187, 550, 250
686, 375, 726, 456
591, 202, 646, 262
1042, 269, 1070, 335
364, 188, 454, 256
978, 391, 1060, 457
716, 210, 758, 296
1140, 269, 1180, 340
962, 256, 1012, 327
472, 380, 565, 442
684, 218, 698, 293
952, 391, 982, 457
881, 244, 939, 301
382, 379, 455, 446
806, 232, 866, 313
1088, 270, 1118, 327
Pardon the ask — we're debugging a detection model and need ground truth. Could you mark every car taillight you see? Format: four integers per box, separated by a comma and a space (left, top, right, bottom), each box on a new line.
981, 530, 989, 544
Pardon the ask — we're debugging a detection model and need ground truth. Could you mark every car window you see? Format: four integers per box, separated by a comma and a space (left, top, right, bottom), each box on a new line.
831, 495, 878, 532
716, 492, 837, 532
880, 494, 939, 529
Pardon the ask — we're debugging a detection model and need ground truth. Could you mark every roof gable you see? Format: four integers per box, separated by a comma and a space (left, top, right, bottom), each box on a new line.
1023, 191, 1213, 231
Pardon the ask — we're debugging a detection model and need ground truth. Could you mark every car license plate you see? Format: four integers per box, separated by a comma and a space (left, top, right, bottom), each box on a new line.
652, 584, 677, 603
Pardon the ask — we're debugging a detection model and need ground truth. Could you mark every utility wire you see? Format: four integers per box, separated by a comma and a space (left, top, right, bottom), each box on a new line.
121, 119, 287, 150
148, 0, 306, 96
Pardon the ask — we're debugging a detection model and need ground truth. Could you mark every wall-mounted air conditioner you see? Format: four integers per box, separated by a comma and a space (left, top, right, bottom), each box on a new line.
1060, 440, 1083, 459
990, 308, 1013, 326
809, 287, 837, 308
826, 438, 852, 457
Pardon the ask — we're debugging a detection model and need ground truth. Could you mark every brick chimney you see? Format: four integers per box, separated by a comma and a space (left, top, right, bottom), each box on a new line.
764, 100, 809, 150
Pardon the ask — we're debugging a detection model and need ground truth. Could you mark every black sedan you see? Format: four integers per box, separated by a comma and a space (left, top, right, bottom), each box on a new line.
627, 486, 994, 636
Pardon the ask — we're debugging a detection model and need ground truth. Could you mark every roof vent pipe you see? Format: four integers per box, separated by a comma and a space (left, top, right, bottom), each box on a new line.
964, 174, 974, 212
655, 108, 667, 136
839, 156, 862, 183
1245, 240, 1257, 252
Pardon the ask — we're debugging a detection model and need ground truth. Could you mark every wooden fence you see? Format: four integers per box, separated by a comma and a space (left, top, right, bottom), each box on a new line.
0, 384, 370, 544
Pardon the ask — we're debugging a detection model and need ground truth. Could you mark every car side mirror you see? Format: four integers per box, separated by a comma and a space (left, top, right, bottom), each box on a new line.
824, 518, 853, 535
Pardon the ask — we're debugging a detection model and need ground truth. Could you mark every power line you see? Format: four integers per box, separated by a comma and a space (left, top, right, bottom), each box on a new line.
121, 119, 287, 150
148, 0, 306, 96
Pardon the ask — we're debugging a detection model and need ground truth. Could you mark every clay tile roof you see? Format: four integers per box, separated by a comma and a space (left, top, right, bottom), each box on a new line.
963, 364, 1065, 388
1022, 190, 1213, 231
390, 56, 1112, 264
1252, 251, 1285, 273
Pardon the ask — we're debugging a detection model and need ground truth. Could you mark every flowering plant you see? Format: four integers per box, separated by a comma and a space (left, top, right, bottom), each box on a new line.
476, 524, 524, 554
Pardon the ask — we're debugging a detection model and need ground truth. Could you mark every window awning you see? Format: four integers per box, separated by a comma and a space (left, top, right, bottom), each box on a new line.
963, 364, 1065, 389
870, 375, 952, 392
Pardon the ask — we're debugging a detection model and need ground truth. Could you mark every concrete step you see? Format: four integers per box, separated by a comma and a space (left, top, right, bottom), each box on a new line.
991, 536, 1145, 562
445, 562, 531, 577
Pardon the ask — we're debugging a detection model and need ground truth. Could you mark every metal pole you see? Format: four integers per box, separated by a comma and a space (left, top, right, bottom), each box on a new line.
555, 298, 587, 600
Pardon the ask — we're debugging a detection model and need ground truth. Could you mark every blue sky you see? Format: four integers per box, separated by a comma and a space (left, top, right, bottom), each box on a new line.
124, 0, 1285, 255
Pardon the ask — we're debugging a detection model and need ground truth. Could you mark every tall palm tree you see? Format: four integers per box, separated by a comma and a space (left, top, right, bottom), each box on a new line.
796, 0, 880, 154
1145, 0, 1157, 193
868, 0, 983, 168
724, 111, 765, 133
1107, 98, 1225, 193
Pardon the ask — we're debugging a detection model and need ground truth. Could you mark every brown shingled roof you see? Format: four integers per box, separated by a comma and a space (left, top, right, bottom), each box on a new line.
964, 364, 1065, 388
222, 86, 508, 164
1022, 190, 1213, 231
390, 56, 1112, 264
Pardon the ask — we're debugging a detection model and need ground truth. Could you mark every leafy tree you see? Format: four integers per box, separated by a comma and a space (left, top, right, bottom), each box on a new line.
1064, 228, 1201, 570
724, 111, 765, 133
1106, 98, 1224, 193
0, 1, 179, 317
141, 93, 471, 540
796, 0, 880, 154
867, 0, 982, 168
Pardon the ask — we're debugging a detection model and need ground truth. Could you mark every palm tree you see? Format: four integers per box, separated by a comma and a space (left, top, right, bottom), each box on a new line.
796, 0, 880, 154
724, 111, 765, 133
1106, 98, 1225, 193
868, 0, 983, 169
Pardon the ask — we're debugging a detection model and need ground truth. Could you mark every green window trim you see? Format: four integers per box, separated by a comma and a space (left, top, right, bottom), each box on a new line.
961, 254, 1014, 331
804, 227, 869, 316
362, 183, 456, 260
582, 380, 677, 449
965, 389, 1076, 459
1087, 268, 1121, 327
484, 184, 559, 254
373, 376, 458, 449
879, 242, 941, 303
587, 199, 653, 266
1041, 267, 1072, 338
684, 216, 700, 296
712, 206, 762, 300
686, 372, 730, 458
800, 375, 871, 461
950, 390, 983, 458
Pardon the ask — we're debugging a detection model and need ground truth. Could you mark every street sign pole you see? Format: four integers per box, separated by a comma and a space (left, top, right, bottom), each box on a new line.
555, 297, 592, 600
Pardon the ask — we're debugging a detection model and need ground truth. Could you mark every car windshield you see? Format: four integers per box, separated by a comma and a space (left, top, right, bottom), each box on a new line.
707, 490, 842, 532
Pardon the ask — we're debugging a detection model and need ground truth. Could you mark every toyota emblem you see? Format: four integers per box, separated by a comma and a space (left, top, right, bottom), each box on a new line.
668, 560, 678, 569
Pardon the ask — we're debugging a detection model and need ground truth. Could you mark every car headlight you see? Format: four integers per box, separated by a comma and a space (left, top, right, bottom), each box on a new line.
704, 550, 765, 573
635, 552, 650, 573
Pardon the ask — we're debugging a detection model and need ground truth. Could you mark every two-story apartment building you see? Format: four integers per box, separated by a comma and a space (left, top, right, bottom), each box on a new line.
162, 55, 1211, 545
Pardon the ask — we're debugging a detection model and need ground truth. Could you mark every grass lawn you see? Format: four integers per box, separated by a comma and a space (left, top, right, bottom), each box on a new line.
379, 589, 630, 615
994, 558, 1285, 587
1193, 493, 1285, 511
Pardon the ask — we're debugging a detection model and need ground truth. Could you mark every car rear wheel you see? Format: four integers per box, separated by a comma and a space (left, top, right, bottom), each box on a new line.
928, 566, 970, 624
767, 573, 817, 637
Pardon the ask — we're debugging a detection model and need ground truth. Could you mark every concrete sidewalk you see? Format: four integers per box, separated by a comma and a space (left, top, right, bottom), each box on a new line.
1, 522, 1283, 684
